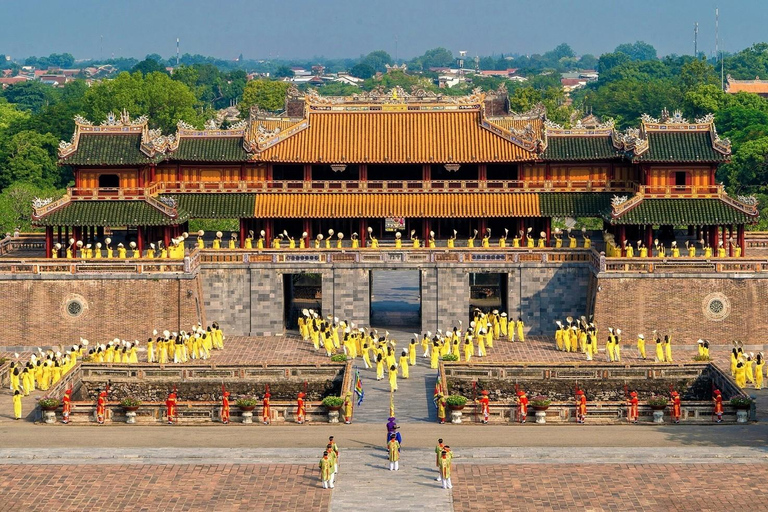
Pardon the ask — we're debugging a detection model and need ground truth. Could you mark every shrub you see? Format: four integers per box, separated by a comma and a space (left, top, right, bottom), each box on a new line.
120, 397, 142, 407
441, 353, 459, 361
647, 396, 669, 407
730, 396, 753, 407
322, 396, 344, 407
38, 397, 60, 408
445, 395, 467, 407
693, 354, 711, 362
235, 397, 259, 408
330, 354, 348, 362
529, 395, 551, 407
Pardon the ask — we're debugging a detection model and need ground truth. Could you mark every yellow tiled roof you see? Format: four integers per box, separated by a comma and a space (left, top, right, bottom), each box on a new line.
255, 111, 537, 164
253, 192, 541, 218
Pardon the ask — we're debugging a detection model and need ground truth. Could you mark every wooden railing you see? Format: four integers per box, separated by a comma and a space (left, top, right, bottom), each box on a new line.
67, 179, 638, 198
0, 249, 200, 275
634, 183, 723, 197
598, 254, 768, 274
0, 235, 45, 256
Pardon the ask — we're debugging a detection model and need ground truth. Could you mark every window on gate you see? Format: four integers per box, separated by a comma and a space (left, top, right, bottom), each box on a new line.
98, 174, 120, 188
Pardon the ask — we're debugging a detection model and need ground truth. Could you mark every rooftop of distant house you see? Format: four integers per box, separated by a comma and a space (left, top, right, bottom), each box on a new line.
726, 75, 768, 95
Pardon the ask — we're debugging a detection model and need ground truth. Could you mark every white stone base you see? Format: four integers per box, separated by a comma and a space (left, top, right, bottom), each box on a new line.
43, 411, 56, 424
736, 409, 748, 423
535, 410, 547, 424
653, 410, 664, 423
328, 410, 340, 423
125, 411, 137, 424
450, 410, 462, 424
241, 411, 253, 424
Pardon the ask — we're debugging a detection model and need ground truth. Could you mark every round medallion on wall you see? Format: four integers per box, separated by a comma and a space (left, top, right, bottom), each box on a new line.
62, 294, 88, 319
702, 292, 730, 322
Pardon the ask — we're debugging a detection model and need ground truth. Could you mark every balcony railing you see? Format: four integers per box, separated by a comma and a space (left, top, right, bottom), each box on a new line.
67, 179, 638, 199
633, 183, 723, 197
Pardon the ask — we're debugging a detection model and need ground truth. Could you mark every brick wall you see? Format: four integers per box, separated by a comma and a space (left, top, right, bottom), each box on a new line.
0, 275, 202, 348
593, 274, 768, 344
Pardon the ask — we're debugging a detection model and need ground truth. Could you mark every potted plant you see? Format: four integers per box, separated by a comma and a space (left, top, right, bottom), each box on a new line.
330, 354, 348, 362
530, 395, 551, 412
730, 397, 753, 410
446, 395, 468, 411
38, 397, 60, 411
235, 397, 259, 412
692, 354, 711, 362
120, 397, 142, 412
441, 353, 459, 362
322, 396, 344, 411
647, 396, 669, 410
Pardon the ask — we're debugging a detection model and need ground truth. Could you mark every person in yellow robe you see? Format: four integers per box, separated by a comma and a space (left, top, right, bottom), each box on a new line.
516, 318, 525, 342
746, 354, 755, 385
664, 335, 673, 362
537, 231, 546, 248
388, 434, 400, 471
687, 241, 696, 257
129, 241, 140, 258
388, 364, 398, 392
117, 243, 127, 258
409, 339, 417, 366
463, 336, 473, 363
568, 229, 577, 248
430, 340, 441, 369
526, 228, 534, 248
582, 228, 591, 248
499, 228, 508, 248
717, 242, 726, 258
655, 337, 665, 362
468, 229, 478, 248
477, 330, 487, 357
352, 232, 360, 249
554, 229, 563, 248
735, 360, 747, 388
399, 350, 409, 379
229, 233, 237, 249
13, 390, 22, 420
375, 353, 385, 380
637, 334, 646, 359
394, 232, 402, 248
482, 230, 491, 248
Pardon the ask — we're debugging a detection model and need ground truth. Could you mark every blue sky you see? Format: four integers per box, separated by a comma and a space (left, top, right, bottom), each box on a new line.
0, 0, 763, 61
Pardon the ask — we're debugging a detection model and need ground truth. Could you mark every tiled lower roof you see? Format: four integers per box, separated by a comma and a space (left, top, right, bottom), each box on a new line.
162, 194, 256, 218
542, 136, 622, 161
539, 193, 614, 217
33, 200, 186, 226
608, 198, 755, 225
253, 192, 542, 218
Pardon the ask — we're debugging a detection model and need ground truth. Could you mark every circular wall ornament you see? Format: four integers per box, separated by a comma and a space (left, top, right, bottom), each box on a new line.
62, 294, 88, 318
702, 293, 730, 321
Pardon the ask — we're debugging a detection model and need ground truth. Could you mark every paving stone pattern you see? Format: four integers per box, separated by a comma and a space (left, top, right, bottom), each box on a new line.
0, 463, 330, 512
452, 463, 768, 511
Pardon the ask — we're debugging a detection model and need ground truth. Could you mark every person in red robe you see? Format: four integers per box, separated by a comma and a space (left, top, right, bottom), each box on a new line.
62, 387, 72, 424
628, 391, 639, 424
96, 388, 107, 424
516, 390, 528, 423
296, 392, 306, 424
576, 389, 587, 424
221, 391, 230, 424
262, 392, 271, 425
670, 391, 681, 423
166, 391, 177, 424
479, 390, 490, 424
713, 389, 723, 423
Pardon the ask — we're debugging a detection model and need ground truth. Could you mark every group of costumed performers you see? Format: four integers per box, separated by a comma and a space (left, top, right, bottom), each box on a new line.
196, 226, 592, 251
8, 346, 84, 420
82, 323, 224, 365
605, 235, 741, 259
553, 319, 680, 364
318, 436, 340, 489
730, 341, 764, 390
54, 233, 192, 260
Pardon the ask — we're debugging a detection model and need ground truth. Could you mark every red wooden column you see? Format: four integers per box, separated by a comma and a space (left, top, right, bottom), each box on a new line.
728, 225, 734, 257
303, 164, 312, 183
359, 219, 366, 248
163, 226, 171, 249
738, 225, 746, 256
265, 219, 273, 244
239, 219, 246, 248
422, 164, 430, 184
45, 226, 53, 258
645, 225, 653, 256
303, 219, 312, 249
149, 163, 156, 183
544, 218, 551, 247
137, 226, 145, 256
711, 225, 719, 251
423, 219, 430, 244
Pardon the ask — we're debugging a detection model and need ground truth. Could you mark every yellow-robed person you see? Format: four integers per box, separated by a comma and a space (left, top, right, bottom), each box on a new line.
213, 231, 222, 249
554, 228, 563, 248
130, 241, 140, 258
525, 227, 534, 248
257, 230, 266, 249
394, 231, 402, 249
637, 334, 646, 359
482, 229, 491, 248
582, 228, 591, 249
52, 242, 61, 258
428, 231, 436, 249
686, 240, 696, 257
351, 232, 360, 249
336, 232, 344, 249
499, 228, 508, 248
671, 241, 680, 258
197, 230, 205, 249
66, 238, 75, 259
568, 228, 577, 248
117, 243, 127, 259
326, 229, 334, 249
447, 229, 457, 249
245, 230, 254, 249
229, 233, 237, 249
468, 229, 478, 248
146, 243, 156, 258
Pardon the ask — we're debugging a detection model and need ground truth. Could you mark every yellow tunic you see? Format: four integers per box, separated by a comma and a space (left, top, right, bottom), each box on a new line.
399, 356, 409, 378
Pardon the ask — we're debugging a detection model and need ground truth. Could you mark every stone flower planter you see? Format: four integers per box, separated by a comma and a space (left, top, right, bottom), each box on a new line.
326, 405, 342, 423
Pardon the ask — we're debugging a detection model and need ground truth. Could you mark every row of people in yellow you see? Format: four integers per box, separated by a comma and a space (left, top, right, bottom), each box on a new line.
9, 344, 83, 397
83, 322, 225, 364
606, 238, 741, 258
318, 435, 340, 489
54, 235, 189, 259
730, 342, 764, 390
553, 318, 679, 363
203, 226, 593, 250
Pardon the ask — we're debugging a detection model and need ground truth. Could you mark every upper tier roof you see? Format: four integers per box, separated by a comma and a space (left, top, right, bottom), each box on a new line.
58, 99, 730, 166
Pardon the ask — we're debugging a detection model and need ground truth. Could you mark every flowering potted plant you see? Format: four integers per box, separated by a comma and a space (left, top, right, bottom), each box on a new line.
235, 397, 259, 412
530, 395, 551, 411
730, 397, 753, 410
120, 397, 142, 412
322, 396, 344, 411
38, 397, 60, 411
647, 396, 669, 410
446, 395, 468, 411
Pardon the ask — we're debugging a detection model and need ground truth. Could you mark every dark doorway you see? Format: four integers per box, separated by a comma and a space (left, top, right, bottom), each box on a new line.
370, 270, 421, 329
98, 174, 120, 188
283, 273, 322, 329
468, 273, 508, 320
674, 171, 688, 187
